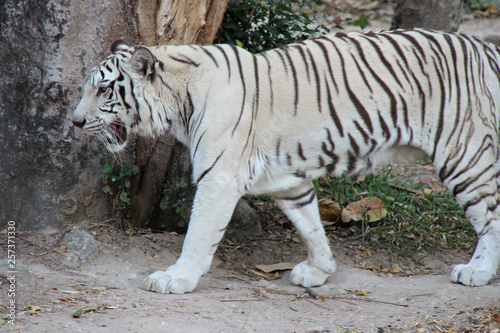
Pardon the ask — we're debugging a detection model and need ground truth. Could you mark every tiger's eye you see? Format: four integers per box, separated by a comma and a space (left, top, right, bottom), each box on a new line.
97, 86, 109, 96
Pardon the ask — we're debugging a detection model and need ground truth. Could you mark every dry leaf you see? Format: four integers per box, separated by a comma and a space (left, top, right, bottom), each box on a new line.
389, 184, 424, 195
424, 263, 438, 270
255, 262, 297, 273
72, 306, 101, 318
355, 289, 369, 296
391, 264, 403, 273
356, 261, 382, 272
61, 290, 84, 294
345, 289, 369, 296
57, 297, 74, 302
487, 3, 500, 13
431, 181, 445, 192
28, 306, 42, 315
55, 244, 67, 253
250, 269, 276, 279
341, 197, 387, 223
263, 288, 286, 293
318, 198, 341, 223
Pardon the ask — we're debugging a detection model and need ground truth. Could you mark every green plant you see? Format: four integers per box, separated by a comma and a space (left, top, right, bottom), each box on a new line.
317, 171, 475, 257
466, 0, 500, 9
159, 180, 189, 228
350, 15, 368, 29
216, 0, 331, 53
100, 154, 133, 229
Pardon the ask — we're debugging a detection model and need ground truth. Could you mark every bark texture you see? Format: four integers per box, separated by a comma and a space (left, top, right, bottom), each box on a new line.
127, 0, 259, 234
0, 0, 138, 231
391, 0, 464, 31
129, 0, 229, 46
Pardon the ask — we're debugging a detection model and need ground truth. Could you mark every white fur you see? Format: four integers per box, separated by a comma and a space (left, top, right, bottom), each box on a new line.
73, 29, 500, 294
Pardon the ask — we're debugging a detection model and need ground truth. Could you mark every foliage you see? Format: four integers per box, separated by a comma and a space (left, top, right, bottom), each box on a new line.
350, 15, 368, 29
215, 0, 331, 53
466, 0, 500, 9
100, 154, 134, 233
316, 171, 476, 257
159, 179, 189, 229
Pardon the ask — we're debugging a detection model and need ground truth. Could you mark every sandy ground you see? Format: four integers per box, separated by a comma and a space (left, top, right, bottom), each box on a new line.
2, 223, 499, 333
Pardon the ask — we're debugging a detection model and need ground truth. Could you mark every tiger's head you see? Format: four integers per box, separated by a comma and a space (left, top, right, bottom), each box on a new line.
72, 40, 161, 152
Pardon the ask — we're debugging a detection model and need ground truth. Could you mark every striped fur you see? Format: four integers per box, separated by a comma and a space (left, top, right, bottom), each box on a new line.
73, 29, 500, 294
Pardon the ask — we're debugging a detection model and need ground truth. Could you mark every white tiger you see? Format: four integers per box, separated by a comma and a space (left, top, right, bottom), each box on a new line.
73, 29, 500, 294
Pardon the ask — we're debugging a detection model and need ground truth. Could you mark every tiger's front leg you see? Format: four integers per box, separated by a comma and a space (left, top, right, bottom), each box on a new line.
144, 176, 242, 294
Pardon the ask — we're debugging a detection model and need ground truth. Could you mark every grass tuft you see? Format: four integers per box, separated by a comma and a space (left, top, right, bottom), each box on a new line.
315, 170, 476, 257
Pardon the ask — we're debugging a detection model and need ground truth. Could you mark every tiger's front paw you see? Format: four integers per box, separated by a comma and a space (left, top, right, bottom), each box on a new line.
143, 266, 200, 294
290, 260, 335, 287
450, 264, 495, 287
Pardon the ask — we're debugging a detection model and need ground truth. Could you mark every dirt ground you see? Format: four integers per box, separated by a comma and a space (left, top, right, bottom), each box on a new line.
2, 220, 499, 333
3, 7, 500, 333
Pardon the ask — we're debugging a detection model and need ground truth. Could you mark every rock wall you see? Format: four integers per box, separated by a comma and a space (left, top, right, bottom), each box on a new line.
0, 0, 138, 232
391, 0, 463, 31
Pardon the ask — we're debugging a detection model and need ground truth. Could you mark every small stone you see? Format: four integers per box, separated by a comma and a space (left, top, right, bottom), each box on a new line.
0, 258, 31, 279
227, 199, 262, 236
61, 229, 102, 262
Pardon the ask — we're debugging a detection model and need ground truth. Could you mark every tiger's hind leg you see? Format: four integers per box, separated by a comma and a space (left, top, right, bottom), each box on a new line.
271, 183, 336, 287
436, 142, 500, 286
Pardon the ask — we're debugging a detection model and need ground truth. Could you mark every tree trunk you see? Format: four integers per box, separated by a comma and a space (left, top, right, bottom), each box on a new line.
129, 0, 229, 47
391, 0, 464, 32
128, 0, 260, 235
128, 0, 257, 233
0, 0, 138, 232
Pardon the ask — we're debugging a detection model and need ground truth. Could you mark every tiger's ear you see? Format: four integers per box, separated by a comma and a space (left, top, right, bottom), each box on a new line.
131, 47, 156, 79
111, 39, 130, 53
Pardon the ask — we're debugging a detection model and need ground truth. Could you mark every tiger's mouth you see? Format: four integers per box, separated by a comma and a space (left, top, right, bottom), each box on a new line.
107, 121, 127, 146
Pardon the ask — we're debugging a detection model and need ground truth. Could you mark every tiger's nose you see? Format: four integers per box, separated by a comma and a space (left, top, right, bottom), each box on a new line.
72, 119, 86, 128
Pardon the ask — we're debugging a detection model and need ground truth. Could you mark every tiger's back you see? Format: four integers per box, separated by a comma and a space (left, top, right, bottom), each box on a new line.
201, 30, 500, 196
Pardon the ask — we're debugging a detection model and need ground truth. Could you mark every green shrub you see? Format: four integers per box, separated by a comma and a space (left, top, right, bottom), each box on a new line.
100, 154, 133, 231
466, 0, 500, 9
316, 172, 475, 256
215, 0, 330, 53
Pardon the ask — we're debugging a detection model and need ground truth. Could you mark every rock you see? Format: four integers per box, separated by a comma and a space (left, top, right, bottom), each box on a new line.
61, 230, 102, 262
226, 199, 262, 236
0, 0, 138, 232
0, 258, 31, 279
485, 34, 500, 46
391, 0, 463, 32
